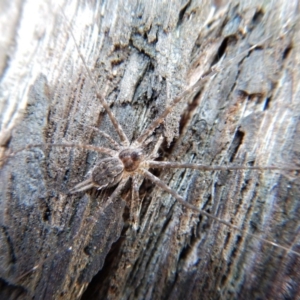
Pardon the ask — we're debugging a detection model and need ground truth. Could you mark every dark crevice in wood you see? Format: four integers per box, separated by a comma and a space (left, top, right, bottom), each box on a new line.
42, 201, 51, 222
211, 37, 229, 67
179, 88, 204, 134
251, 9, 265, 26
262, 96, 271, 111
228, 129, 244, 163
0, 277, 28, 300
282, 44, 293, 60
176, 0, 192, 28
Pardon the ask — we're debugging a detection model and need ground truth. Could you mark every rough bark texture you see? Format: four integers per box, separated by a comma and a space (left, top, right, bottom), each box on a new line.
0, 0, 300, 299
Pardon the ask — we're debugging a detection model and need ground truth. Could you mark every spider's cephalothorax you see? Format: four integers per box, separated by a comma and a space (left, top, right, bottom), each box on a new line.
119, 148, 143, 172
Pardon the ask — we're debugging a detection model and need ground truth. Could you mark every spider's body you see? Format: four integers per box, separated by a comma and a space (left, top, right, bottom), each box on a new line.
70, 146, 145, 201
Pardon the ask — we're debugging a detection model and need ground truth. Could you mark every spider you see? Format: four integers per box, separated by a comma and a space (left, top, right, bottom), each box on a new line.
1, 1, 300, 299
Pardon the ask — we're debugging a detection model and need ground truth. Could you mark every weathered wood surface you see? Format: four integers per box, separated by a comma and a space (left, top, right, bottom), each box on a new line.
0, 0, 300, 299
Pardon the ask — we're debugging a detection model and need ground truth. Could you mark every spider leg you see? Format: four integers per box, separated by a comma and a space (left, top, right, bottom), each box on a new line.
1, 143, 116, 164
148, 135, 164, 160
135, 135, 155, 149
102, 177, 129, 211
147, 161, 300, 171
130, 174, 143, 230
60, 8, 130, 147
69, 178, 95, 194
141, 168, 300, 257
135, 77, 205, 145
134, 33, 281, 146
77, 123, 121, 150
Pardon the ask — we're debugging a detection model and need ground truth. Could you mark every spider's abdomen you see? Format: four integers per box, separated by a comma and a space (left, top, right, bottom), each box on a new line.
119, 148, 143, 172
92, 157, 124, 188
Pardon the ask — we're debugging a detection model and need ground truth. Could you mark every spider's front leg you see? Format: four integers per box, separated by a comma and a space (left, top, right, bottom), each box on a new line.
130, 174, 144, 231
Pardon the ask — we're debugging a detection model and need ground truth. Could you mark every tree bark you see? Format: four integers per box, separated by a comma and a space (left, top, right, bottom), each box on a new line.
0, 0, 300, 299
